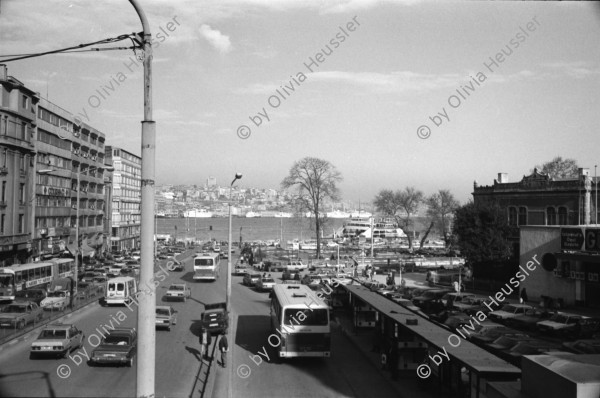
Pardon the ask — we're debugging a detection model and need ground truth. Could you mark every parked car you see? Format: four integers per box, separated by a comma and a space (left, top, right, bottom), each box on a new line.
165, 283, 191, 302
256, 276, 276, 292
501, 339, 561, 366
488, 304, 534, 323
440, 292, 476, 308
412, 289, 452, 311
536, 313, 599, 338
561, 339, 600, 354
0, 302, 43, 329
89, 328, 137, 367
505, 308, 551, 331
451, 295, 489, 313
155, 306, 177, 331
14, 289, 47, 305
469, 326, 528, 345
243, 272, 262, 286
201, 303, 229, 335
30, 323, 85, 359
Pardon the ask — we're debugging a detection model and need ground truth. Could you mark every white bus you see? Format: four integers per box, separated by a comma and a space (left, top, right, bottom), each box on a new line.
270, 284, 331, 358
104, 276, 137, 305
193, 252, 221, 281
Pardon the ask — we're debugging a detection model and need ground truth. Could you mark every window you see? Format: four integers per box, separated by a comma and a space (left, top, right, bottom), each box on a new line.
18, 214, 24, 233
19, 184, 25, 204
518, 207, 527, 226
21, 123, 27, 140
558, 207, 568, 225
20, 154, 25, 171
22, 95, 28, 110
0, 214, 4, 234
508, 207, 517, 226
547, 207, 557, 226
1, 181, 5, 202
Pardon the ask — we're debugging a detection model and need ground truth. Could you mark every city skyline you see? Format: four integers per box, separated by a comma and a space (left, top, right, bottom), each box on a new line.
2, 1, 599, 205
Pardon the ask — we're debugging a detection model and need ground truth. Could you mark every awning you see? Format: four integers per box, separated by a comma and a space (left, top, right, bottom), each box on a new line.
66, 243, 78, 257
66, 242, 95, 257
81, 242, 95, 257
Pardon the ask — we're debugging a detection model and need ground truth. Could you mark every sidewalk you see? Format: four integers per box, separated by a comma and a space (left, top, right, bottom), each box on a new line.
334, 311, 439, 398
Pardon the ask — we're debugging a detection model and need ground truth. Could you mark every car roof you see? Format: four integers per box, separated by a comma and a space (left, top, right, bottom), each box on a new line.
44, 323, 73, 330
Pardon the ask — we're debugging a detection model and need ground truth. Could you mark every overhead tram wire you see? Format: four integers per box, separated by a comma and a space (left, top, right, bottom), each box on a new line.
0, 33, 141, 63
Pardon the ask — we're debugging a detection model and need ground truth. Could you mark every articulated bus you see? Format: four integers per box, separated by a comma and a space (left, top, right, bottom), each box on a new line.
0, 259, 76, 301
270, 284, 331, 358
193, 252, 221, 281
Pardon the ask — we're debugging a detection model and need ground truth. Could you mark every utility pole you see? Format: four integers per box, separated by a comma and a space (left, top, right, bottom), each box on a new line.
129, 1, 155, 397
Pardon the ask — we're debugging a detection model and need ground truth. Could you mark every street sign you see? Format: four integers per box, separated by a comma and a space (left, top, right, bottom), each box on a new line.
561, 228, 585, 251
585, 228, 600, 252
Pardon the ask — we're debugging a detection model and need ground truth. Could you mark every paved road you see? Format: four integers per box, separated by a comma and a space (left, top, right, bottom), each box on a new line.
0, 253, 400, 398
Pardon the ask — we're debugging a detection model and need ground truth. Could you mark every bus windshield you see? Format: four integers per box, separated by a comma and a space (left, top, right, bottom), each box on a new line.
0, 275, 13, 287
195, 259, 214, 267
283, 308, 328, 326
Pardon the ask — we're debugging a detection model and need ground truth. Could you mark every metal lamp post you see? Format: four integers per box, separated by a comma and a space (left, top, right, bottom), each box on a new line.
227, 173, 242, 313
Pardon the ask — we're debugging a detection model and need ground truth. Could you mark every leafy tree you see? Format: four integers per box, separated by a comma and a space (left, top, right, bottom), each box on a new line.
423, 189, 459, 247
453, 200, 514, 264
373, 187, 423, 249
533, 156, 579, 179
281, 157, 342, 258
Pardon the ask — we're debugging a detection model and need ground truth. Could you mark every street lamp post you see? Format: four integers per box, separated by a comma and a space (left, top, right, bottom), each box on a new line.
227, 173, 242, 313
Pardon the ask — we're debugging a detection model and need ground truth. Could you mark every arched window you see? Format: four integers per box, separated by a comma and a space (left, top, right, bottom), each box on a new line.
508, 207, 517, 226
518, 207, 527, 226
558, 207, 568, 225
547, 207, 557, 226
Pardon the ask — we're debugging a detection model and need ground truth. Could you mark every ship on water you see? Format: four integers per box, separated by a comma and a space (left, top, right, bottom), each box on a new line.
183, 209, 213, 218
245, 211, 261, 218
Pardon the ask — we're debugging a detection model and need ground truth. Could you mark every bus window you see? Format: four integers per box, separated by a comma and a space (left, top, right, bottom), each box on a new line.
15, 272, 23, 284
283, 308, 328, 326
117, 283, 125, 292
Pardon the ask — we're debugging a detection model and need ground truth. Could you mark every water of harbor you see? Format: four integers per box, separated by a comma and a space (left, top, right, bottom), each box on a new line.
156, 217, 348, 243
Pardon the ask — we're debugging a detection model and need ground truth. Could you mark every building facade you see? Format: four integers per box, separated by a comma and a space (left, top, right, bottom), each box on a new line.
0, 65, 39, 266
34, 97, 110, 261
105, 146, 141, 252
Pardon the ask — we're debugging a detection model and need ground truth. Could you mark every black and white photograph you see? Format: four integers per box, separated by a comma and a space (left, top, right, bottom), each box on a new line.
0, 1, 599, 397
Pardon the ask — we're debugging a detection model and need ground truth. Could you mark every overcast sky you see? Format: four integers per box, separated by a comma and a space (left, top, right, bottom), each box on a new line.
2, 0, 599, 205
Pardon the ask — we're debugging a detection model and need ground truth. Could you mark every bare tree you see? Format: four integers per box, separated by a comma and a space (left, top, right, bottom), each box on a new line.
281, 157, 342, 258
533, 156, 579, 179
373, 187, 423, 249
423, 189, 460, 247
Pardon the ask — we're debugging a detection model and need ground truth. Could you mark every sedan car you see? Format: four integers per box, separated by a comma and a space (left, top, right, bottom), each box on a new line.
536, 313, 597, 338
30, 323, 84, 359
165, 283, 191, 302
301, 274, 323, 286
488, 304, 533, 323
155, 306, 177, 331
505, 308, 551, 331
256, 276, 276, 292
243, 272, 262, 286
40, 291, 69, 311
89, 328, 137, 367
233, 261, 250, 276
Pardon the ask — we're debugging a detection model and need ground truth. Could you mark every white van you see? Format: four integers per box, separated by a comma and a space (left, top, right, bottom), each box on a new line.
104, 276, 137, 305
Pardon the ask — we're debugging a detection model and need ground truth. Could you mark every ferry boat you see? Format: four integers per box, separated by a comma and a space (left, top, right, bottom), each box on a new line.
245, 211, 262, 218
372, 218, 405, 239
261, 211, 293, 218
349, 210, 373, 218
183, 209, 213, 218
341, 217, 372, 238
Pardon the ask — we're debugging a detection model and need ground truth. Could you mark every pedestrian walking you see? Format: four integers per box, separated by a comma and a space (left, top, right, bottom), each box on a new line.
199, 328, 207, 359
520, 288, 528, 304
218, 334, 229, 367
